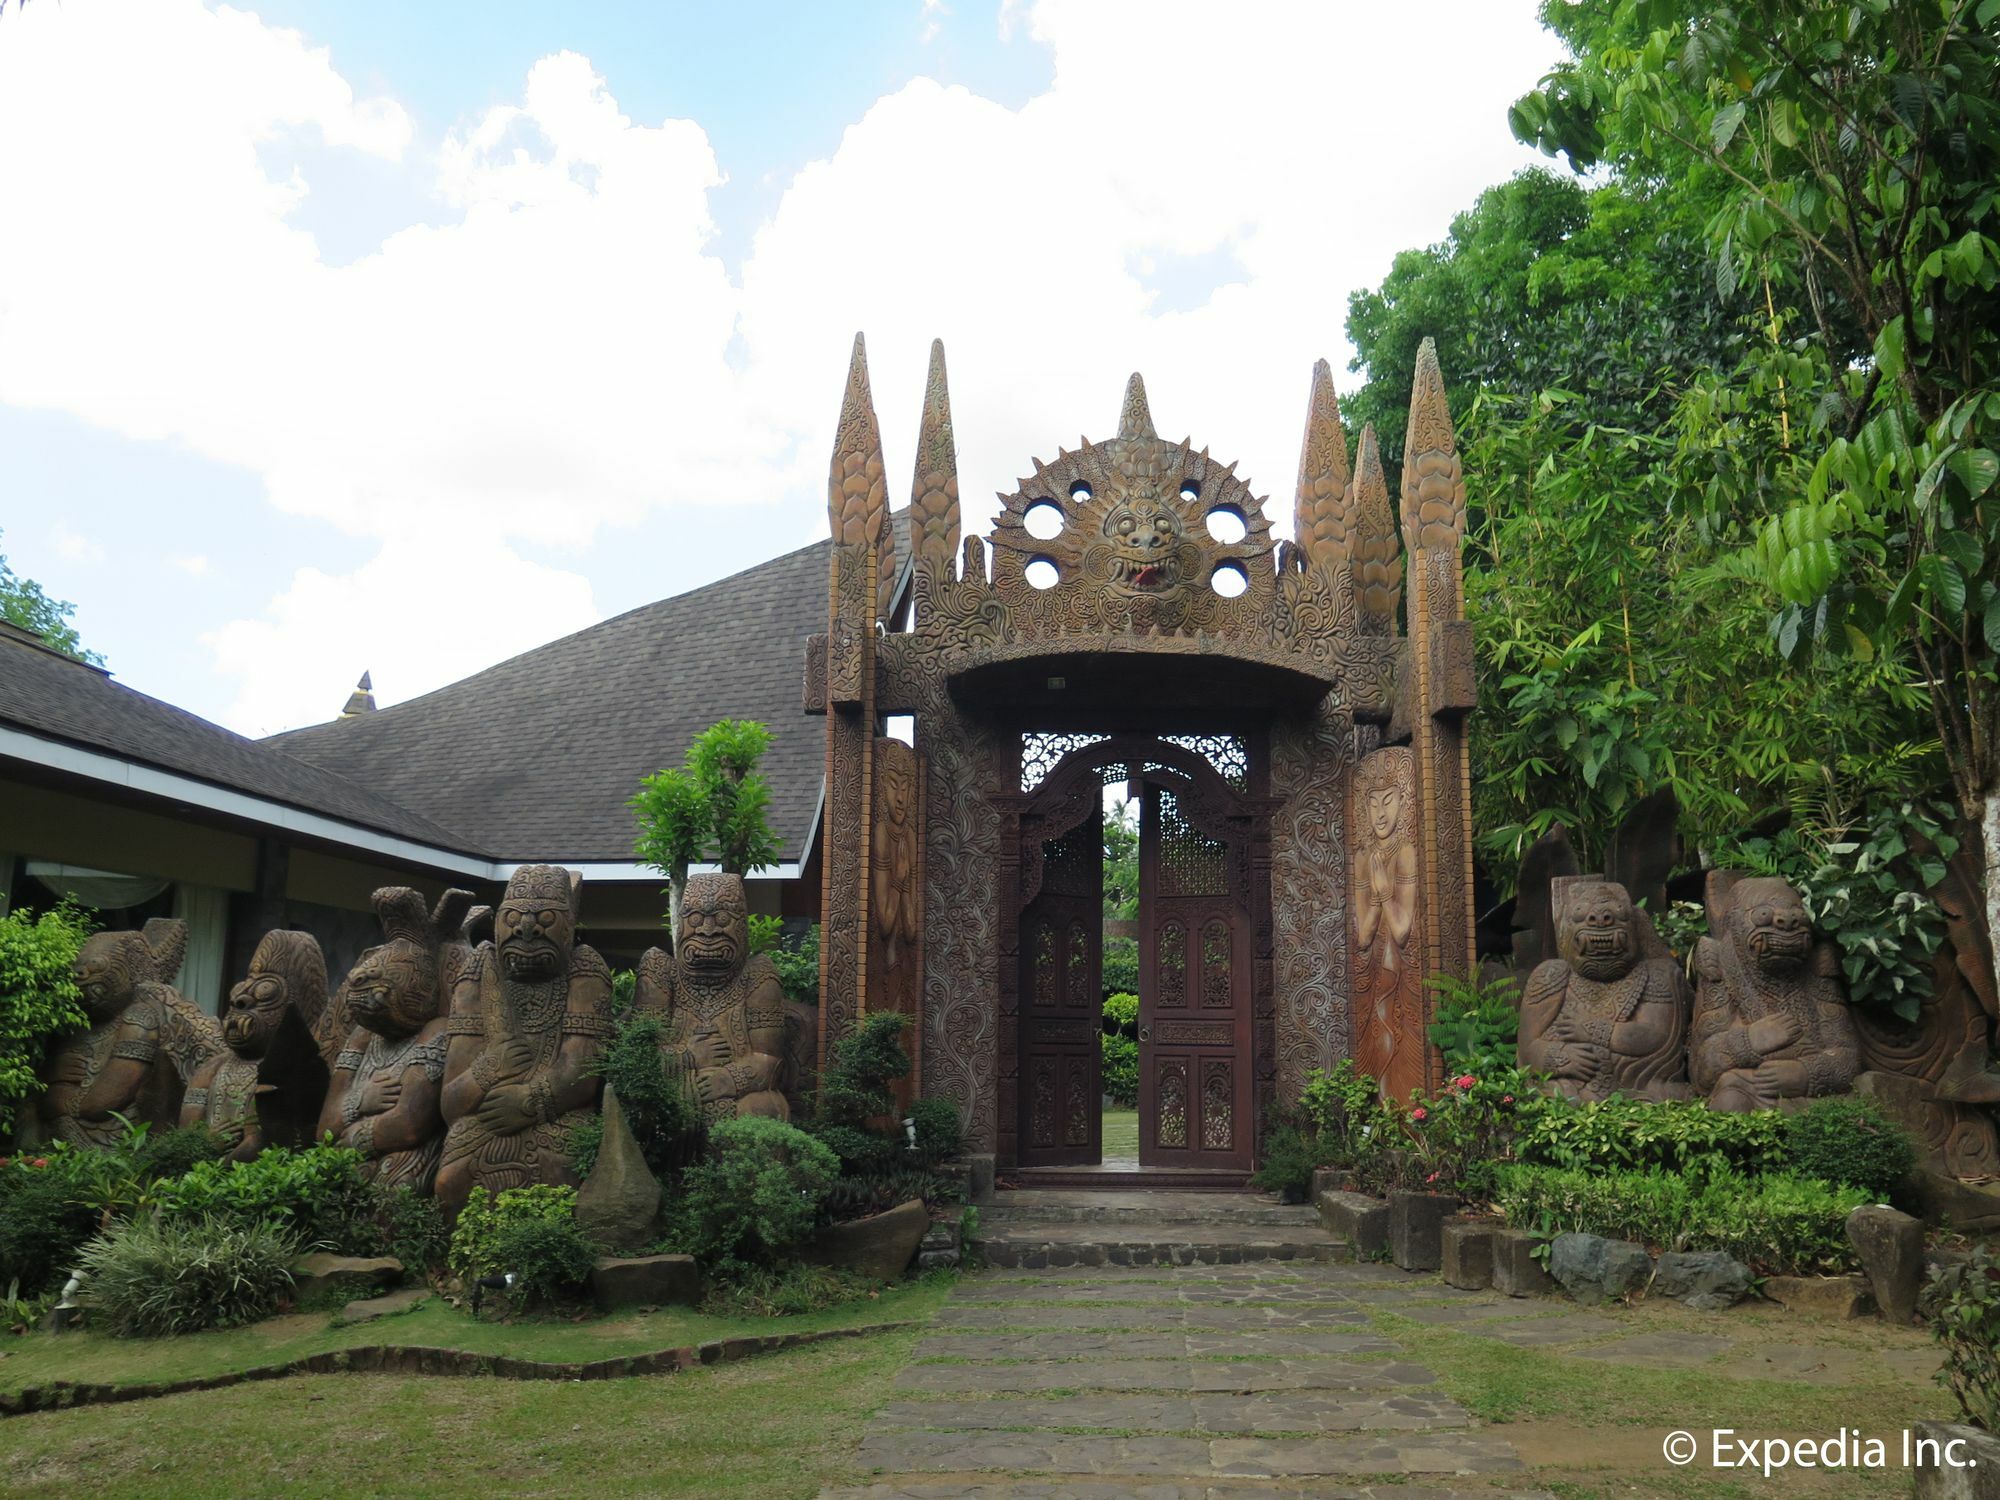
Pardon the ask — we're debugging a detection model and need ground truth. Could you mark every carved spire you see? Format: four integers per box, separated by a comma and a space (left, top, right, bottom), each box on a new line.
1117, 372, 1156, 440
1350, 424, 1402, 633
340, 670, 377, 718
1399, 337, 1465, 553
910, 338, 960, 579
1291, 358, 1352, 572
828, 333, 888, 553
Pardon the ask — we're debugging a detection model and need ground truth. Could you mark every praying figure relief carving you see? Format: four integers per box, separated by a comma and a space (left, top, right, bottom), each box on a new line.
437, 867, 612, 1217
34, 919, 222, 1148
1691, 873, 1860, 1111
319, 887, 474, 1194
1518, 878, 1689, 1103
635, 872, 790, 1123
183, 931, 331, 1158
871, 736, 922, 1102
1350, 747, 1423, 1100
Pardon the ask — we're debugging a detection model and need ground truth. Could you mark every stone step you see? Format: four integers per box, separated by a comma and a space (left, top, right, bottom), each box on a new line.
985, 1190, 1318, 1227
973, 1222, 1354, 1270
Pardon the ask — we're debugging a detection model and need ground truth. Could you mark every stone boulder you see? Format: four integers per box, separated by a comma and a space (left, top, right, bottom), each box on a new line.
806, 1199, 929, 1282
576, 1085, 662, 1253
1911, 1167, 2000, 1233
1651, 1250, 1750, 1310
1763, 1273, 1875, 1320
1548, 1233, 1652, 1305
290, 1253, 402, 1303
1388, 1190, 1459, 1273
1491, 1227, 1556, 1298
1845, 1204, 1924, 1324
590, 1254, 701, 1312
1912, 1421, 2000, 1499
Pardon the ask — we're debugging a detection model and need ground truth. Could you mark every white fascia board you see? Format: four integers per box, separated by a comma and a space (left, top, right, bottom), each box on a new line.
2, 727, 801, 885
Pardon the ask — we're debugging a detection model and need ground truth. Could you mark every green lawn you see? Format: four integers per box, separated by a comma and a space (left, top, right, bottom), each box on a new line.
0, 1275, 954, 1399
1100, 1108, 1138, 1160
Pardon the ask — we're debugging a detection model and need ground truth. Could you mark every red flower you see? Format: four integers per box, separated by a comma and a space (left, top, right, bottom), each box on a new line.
1455, 1074, 1476, 1089
29, 1158, 47, 1170
1411, 1106, 1428, 1121
0, 1158, 11, 1169
1502, 1096, 1514, 1105
1425, 1171, 1440, 1184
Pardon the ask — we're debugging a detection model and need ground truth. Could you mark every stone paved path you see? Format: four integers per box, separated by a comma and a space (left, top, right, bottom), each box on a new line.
823, 1260, 1557, 1499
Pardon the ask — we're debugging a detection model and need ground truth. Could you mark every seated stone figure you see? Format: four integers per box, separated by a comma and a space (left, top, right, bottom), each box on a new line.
437, 866, 611, 1218
182, 931, 331, 1159
318, 887, 474, 1193
635, 872, 790, 1122
1691, 873, 1860, 1111
34, 918, 222, 1148
1518, 878, 1688, 1102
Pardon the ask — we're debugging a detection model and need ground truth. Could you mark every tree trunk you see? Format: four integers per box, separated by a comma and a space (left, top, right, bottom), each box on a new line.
667, 859, 687, 945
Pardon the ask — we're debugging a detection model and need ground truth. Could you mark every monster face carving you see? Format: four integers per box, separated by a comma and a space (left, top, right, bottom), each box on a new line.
677, 872, 748, 982
1727, 877, 1812, 974
72, 932, 147, 1026
1098, 492, 1191, 594
495, 865, 579, 983
1558, 881, 1640, 983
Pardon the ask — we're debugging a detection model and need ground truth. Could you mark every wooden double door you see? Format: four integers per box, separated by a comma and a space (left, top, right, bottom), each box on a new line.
1018, 762, 1253, 1172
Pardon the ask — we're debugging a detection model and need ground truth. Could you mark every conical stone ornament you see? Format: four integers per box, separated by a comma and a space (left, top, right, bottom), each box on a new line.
575, 1084, 662, 1253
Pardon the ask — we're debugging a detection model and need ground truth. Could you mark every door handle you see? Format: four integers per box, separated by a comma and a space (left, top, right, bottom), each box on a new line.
1138, 1025, 1150, 1042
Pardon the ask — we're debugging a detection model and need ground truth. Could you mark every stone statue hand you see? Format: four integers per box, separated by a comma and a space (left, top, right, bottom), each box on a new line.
1554, 1043, 1606, 1079
1369, 858, 1395, 905
687, 1030, 731, 1070
49, 1048, 90, 1087
474, 1084, 537, 1135
215, 1116, 248, 1146
491, 1038, 538, 1082
1746, 1013, 1800, 1057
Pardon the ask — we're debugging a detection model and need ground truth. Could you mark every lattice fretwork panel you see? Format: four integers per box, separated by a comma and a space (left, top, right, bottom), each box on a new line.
1158, 788, 1229, 897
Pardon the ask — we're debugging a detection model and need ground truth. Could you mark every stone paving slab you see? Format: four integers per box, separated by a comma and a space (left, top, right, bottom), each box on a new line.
915, 1331, 1397, 1361
857, 1429, 1522, 1479
826, 1484, 1556, 1499
896, 1359, 1439, 1395
933, 1304, 1373, 1331
953, 1282, 1357, 1307
875, 1390, 1472, 1435
1458, 1311, 1624, 1347
1382, 1300, 1550, 1325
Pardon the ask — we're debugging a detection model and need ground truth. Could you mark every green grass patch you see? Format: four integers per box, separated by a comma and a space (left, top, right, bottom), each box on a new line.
1100, 1108, 1139, 1159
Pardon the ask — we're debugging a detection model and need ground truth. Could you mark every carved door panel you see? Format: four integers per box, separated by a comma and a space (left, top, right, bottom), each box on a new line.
1018, 811, 1102, 1167
1138, 784, 1251, 1170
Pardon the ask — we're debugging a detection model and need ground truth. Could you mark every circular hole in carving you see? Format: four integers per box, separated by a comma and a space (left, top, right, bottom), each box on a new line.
1210, 561, 1249, 599
1025, 557, 1061, 590
1205, 505, 1247, 544
1070, 480, 1093, 503
1023, 501, 1065, 541
1180, 479, 1201, 503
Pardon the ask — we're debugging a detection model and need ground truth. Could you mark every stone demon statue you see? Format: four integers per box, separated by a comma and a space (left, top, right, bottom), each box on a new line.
1518, 878, 1688, 1103
33, 918, 222, 1148
437, 866, 611, 1217
183, 930, 330, 1159
1691, 873, 1859, 1111
635, 872, 790, 1123
319, 887, 474, 1193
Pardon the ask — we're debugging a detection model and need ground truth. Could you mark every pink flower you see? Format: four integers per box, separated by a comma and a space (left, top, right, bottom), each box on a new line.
1455, 1074, 1476, 1089
1502, 1096, 1514, 1105
1425, 1171, 1440, 1184
1411, 1106, 1428, 1122
29, 1158, 47, 1170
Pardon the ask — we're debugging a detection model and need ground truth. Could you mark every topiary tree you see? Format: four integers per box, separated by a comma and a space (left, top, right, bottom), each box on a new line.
631, 719, 783, 933
0, 902, 93, 1132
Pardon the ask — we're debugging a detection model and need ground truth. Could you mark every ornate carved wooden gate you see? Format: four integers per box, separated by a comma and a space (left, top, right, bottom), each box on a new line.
1017, 811, 1103, 1166
1139, 781, 1253, 1170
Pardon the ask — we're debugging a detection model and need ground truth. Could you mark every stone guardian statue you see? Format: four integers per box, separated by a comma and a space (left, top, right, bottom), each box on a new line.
183, 930, 331, 1158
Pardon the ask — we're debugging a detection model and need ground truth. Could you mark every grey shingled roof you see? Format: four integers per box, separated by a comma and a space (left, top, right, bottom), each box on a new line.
0, 624, 480, 853
271, 537, 851, 864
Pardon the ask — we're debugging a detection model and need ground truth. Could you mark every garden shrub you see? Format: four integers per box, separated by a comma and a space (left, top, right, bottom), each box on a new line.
373, 1186, 449, 1275
448, 1184, 583, 1284
1101, 993, 1139, 1107
1781, 1095, 1915, 1199
701, 1263, 879, 1318
666, 1116, 837, 1273
154, 1144, 377, 1251
1248, 1112, 1320, 1202
815, 1011, 909, 1126
1495, 1163, 1868, 1275
1425, 974, 1520, 1071
0, 1151, 105, 1298
1518, 1096, 1787, 1177
1101, 937, 1139, 996
0, 901, 92, 1133
489, 1215, 600, 1304
572, 1013, 701, 1179
1925, 1242, 2000, 1431
131, 1125, 231, 1183
77, 1215, 297, 1336
907, 1096, 963, 1165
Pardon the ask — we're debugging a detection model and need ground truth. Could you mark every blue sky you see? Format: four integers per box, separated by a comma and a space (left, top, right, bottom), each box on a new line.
0, 0, 1558, 735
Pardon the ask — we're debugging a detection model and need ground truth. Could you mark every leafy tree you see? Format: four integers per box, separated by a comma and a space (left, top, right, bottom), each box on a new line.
1512, 0, 2000, 975
630, 719, 783, 931
0, 901, 92, 1132
0, 532, 101, 665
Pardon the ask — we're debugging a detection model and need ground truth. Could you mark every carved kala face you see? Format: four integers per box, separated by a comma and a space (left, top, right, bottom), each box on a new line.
72, 933, 139, 1025
222, 969, 288, 1058
1731, 877, 1811, 972
1099, 493, 1188, 593
343, 942, 436, 1039
1367, 784, 1403, 843
1559, 882, 1638, 981
678, 873, 747, 979
497, 897, 574, 981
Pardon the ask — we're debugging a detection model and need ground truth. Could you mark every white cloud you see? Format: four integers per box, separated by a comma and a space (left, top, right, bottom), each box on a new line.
170, 555, 212, 576
0, 0, 1555, 735
54, 530, 105, 564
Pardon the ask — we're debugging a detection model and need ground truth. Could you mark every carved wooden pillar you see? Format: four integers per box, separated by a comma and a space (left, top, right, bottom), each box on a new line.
868, 734, 923, 1105
1396, 338, 1476, 1093
818, 335, 888, 1070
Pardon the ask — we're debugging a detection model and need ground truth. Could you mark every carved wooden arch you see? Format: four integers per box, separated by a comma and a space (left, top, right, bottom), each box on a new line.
993, 732, 1280, 1171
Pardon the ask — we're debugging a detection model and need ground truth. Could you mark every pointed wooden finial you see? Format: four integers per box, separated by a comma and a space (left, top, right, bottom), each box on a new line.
1351, 425, 1402, 632
1118, 372, 1156, 440
1399, 337, 1464, 553
910, 338, 960, 577
829, 333, 888, 551
1291, 359, 1352, 571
